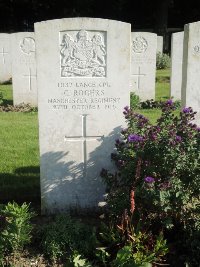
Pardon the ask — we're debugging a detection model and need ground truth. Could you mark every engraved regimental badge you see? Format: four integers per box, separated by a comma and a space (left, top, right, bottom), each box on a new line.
20, 37, 35, 55
132, 36, 148, 53
60, 30, 107, 77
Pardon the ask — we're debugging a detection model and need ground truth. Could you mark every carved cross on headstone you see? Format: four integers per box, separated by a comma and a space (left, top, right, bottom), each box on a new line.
64, 114, 104, 178
132, 66, 146, 89
23, 67, 37, 91
0, 47, 9, 64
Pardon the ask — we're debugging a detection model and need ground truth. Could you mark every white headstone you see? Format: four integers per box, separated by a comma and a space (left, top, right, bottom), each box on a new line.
157, 35, 163, 54
11, 32, 37, 106
182, 21, 200, 123
0, 33, 12, 83
34, 18, 131, 214
131, 32, 157, 101
170, 31, 184, 100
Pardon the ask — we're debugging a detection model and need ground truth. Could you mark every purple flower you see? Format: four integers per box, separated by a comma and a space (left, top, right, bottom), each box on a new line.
138, 114, 144, 119
166, 99, 173, 105
124, 106, 129, 111
123, 106, 130, 114
175, 135, 182, 142
182, 107, 192, 113
144, 176, 155, 183
150, 133, 157, 141
128, 134, 143, 142
170, 140, 176, 146
156, 126, 161, 132
197, 127, 200, 132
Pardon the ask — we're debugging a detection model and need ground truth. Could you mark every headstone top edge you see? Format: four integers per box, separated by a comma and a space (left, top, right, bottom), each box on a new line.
11, 32, 34, 35
0, 33, 11, 37
185, 21, 200, 28
172, 31, 184, 34
34, 17, 131, 28
131, 32, 157, 37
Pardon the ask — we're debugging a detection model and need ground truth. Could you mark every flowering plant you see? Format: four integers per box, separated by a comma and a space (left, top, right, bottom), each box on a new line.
101, 100, 200, 232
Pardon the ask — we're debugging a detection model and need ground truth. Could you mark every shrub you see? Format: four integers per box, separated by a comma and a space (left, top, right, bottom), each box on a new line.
67, 252, 92, 267
101, 101, 200, 227
140, 99, 161, 109
130, 92, 141, 109
96, 212, 168, 266
101, 100, 200, 263
0, 202, 35, 255
156, 52, 171, 69
0, 103, 38, 112
40, 215, 97, 262
140, 99, 181, 109
111, 232, 168, 266
0, 92, 3, 105
130, 95, 181, 111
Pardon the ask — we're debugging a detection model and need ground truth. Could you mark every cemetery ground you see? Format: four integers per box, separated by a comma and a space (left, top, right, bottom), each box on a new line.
0, 69, 199, 266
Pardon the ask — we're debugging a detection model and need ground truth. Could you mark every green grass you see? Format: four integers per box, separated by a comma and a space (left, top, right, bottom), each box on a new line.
0, 84, 13, 104
156, 68, 170, 79
136, 109, 162, 124
0, 112, 40, 206
0, 69, 172, 206
155, 68, 170, 101
156, 82, 170, 101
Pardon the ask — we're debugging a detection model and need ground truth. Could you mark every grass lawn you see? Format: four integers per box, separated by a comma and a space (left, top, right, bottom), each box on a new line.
156, 68, 170, 101
156, 68, 170, 79
0, 112, 40, 207
0, 84, 13, 104
0, 69, 171, 207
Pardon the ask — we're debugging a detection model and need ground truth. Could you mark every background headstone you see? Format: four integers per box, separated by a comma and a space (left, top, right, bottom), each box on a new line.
11, 32, 37, 106
0, 33, 12, 83
131, 32, 157, 101
182, 21, 200, 123
35, 18, 131, 214
170, 31, 184, 100
157, 35, 163, 54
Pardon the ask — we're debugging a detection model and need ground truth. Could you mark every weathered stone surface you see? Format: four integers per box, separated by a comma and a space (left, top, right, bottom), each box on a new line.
0, 33, 12, 83
11, 32, 37, 106
130, 32, 157, 101
170, 31, 184, 100
34, 18, 131, 214
182, 21, 200, 123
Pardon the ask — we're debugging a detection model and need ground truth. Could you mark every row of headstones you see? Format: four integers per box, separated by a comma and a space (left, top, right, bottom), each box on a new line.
1, 18, 198, 214
0, 31, 163, 105
170, 21, 200, 124
0, 32, 37, 105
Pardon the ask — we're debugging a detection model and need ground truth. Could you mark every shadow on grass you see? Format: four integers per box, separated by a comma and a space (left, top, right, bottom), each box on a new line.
0, 125, 122, 216
2, 99, 13, 106
156, 76, 170, 83
0, 166, 40, 210
0, 78, 12, 85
